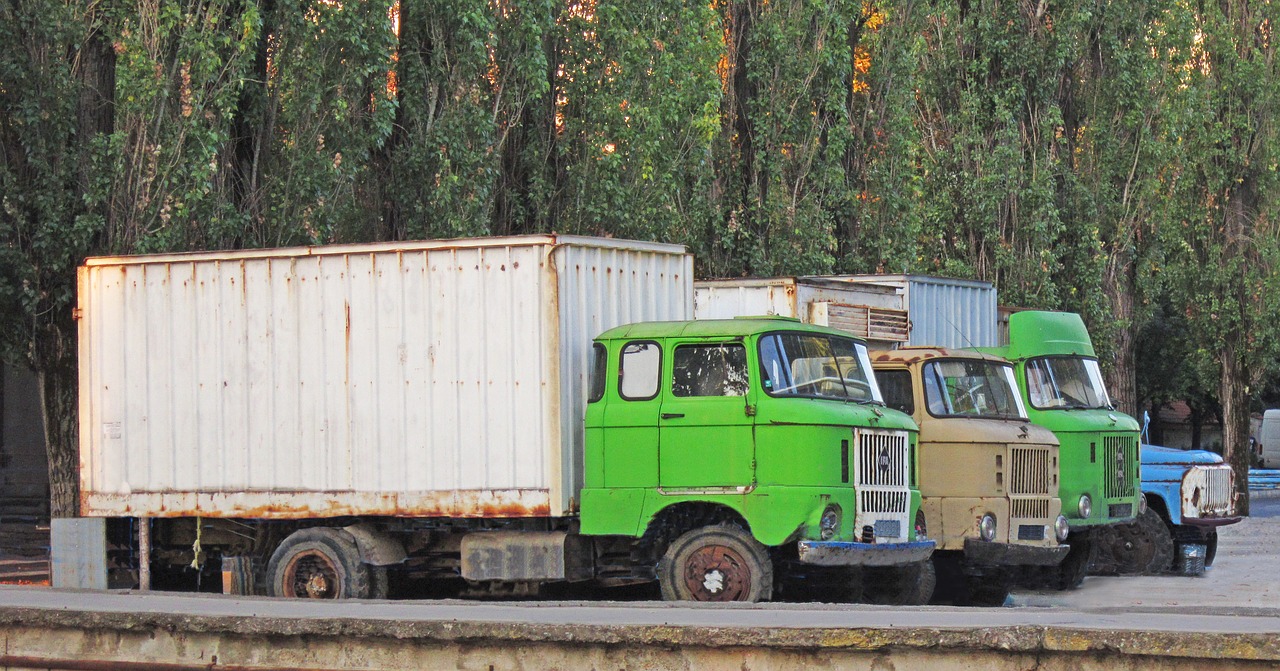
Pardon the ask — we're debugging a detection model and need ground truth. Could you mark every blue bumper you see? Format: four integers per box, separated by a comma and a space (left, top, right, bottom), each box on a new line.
796, 539, 935, 567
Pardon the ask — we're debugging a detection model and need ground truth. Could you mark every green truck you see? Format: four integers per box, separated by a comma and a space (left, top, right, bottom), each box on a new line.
980, 310, 1142, 588
582, 318, 934, 603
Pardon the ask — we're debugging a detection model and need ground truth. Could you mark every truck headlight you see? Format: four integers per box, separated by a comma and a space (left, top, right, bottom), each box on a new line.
1054, 515, 1070, 542
914, 509, 928, 541
1139, 495, 1148, 514
820, 506, 840, 541
979, 513, 997, 541
1078, 494, 1092, 519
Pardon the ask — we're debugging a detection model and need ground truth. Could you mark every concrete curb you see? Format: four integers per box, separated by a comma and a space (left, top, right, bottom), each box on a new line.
0, 605, 1275, 665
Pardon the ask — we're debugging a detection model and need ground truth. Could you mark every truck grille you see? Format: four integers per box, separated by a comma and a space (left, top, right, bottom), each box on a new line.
854, 429, 911, 541
1182, 465, 1235, 518
1011, 498, 1050, 520
1103, 435, 1137, 499
1010, 446, 1052, 495
856, 429, 909, 487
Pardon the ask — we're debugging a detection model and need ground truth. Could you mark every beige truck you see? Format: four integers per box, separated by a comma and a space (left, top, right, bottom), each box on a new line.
872, 348, 1070, 605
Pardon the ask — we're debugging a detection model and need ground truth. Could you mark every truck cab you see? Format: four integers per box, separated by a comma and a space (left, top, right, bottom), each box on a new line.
978, 310, 1142, 589
1131, 443, 1239, 575
872, 348, 1069, 605
579, 318, 935, 602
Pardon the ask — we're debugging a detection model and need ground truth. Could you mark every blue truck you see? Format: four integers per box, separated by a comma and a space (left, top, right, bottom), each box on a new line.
1090, 414, 1240, 576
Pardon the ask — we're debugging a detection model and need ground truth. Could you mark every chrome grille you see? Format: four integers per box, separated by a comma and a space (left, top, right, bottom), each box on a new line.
1011, 498, 1050, 520
859, 490, 910, 514
1103, 435, 1137, 499
856, 429, 909, 487
854, 428, 912, 541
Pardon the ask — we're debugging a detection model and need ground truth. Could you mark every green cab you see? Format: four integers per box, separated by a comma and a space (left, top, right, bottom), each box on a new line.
579, 317, 934, 602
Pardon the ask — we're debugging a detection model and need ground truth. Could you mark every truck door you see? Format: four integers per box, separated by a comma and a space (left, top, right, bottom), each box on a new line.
599, 340, 664, 488
659, 341, 755, 489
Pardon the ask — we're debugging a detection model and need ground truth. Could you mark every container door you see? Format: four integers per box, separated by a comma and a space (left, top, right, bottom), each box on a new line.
659, 341, 755, 488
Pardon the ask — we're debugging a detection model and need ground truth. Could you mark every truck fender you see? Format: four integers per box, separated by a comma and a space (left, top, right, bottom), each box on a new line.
342, 523, 407, 566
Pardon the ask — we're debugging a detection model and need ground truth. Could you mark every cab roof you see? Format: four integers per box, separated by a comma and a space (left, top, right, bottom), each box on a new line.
871, 347, 1008, 366
595, 317, 866, 342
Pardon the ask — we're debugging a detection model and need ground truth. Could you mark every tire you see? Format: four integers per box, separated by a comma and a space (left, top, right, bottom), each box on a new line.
1204, 531, 1218, 568
864, 560, 935, 605
267, 527, 378, 599
1051, 536, 1092, 590
658, 524, 773, 602
1107, 509, 1174, 575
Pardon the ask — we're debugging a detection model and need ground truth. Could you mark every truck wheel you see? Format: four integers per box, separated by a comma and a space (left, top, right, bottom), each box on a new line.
267, 527, 379, 599
1052, 537, 1092, 590
1204, 531, 1218, 567
1109, 509, 1174, 575
658, 524, 773, 602
864, 560, 935, 605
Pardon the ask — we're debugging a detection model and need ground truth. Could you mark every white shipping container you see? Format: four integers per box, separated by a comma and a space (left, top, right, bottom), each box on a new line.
78, 235, 692, 520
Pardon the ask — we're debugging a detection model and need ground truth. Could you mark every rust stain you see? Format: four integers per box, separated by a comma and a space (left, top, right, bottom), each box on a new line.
83, 493, 554, 520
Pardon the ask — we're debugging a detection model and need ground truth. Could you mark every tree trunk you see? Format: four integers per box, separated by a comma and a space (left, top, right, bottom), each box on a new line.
1101, 261, 1138, 418
1219, 339, 1251, 516
37, 339, 79, 519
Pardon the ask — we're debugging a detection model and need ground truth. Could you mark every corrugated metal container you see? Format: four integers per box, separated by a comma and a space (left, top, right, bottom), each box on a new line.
78, 235, 692, 520
839, 275, 997, 348
696, 276, 995, 349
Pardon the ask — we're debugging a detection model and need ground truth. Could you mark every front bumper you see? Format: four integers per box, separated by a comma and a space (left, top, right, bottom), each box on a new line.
963, 538, 1070, 566
796, 539, 935, 567
1181, 515, 1242, 529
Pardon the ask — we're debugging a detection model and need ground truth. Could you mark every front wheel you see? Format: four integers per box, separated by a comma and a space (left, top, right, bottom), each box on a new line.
658, 524, 773, 602
266, 527, 385, 599
863, 560, 935, 605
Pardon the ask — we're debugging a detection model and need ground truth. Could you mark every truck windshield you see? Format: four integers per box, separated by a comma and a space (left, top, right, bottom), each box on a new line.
922, 359, 1027, 419
1024, 356, 1112, 410
758, 332, 883, 403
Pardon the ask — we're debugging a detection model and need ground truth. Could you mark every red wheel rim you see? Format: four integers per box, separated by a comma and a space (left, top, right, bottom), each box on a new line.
682, 543, 753, 601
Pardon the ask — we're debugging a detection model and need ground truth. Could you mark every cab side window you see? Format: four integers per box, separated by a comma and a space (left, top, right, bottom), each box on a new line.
672, 344, 748, 397
877, 370, 914, 414
588, 343, 607, 403
619, 341, 661, 400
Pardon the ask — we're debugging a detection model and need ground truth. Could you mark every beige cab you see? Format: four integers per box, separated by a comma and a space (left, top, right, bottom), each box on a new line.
872, 348, 1069, 606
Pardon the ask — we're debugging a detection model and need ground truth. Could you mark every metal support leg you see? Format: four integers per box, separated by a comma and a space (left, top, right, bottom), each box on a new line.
138, 517, 151, 591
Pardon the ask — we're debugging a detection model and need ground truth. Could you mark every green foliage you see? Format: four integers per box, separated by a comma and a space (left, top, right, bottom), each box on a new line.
0, 0, 105, 365
96, 0, 262, 252
256, 0, 397, 244
556, 0, 722, 252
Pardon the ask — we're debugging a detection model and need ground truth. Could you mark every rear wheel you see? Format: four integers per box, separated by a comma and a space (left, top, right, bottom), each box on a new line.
658, 524, 773, 602
267, 527, 381, 599
1107, 509, 1174, 575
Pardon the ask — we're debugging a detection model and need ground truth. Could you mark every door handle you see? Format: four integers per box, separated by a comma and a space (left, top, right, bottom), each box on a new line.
661, 413, 685, 419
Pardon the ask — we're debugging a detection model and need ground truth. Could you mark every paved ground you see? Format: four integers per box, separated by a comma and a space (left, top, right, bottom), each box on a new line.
1009, 499, 1280, 612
